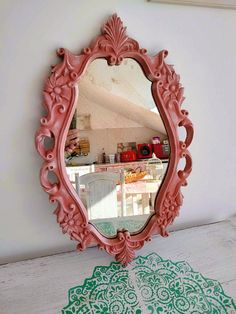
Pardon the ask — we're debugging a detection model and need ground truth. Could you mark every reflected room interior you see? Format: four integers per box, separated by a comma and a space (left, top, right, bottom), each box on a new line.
64, 59, 170, 237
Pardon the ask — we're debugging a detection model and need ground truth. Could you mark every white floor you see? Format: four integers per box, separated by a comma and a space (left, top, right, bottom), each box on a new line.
0, 219, 235, 314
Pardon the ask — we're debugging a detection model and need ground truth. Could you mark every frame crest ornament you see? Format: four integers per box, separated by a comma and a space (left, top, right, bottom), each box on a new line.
35, 14, 193, 265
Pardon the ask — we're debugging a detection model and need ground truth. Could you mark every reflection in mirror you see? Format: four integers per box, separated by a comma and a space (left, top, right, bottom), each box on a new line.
64, 59, 170, 237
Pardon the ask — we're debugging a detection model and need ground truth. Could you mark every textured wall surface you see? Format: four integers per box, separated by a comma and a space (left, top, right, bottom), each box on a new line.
0, 0, 236, 264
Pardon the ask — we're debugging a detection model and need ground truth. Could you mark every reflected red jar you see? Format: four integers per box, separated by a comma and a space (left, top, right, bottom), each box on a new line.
120, 150, 137, 162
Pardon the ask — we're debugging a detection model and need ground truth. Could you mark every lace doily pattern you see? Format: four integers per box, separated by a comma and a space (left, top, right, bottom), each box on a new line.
62, 253, 236, 313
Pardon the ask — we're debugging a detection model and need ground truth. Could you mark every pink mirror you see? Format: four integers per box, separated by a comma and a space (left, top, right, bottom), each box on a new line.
35, 14, 193, 265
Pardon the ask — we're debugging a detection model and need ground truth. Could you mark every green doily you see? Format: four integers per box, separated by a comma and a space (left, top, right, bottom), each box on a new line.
62, 253, 236, 314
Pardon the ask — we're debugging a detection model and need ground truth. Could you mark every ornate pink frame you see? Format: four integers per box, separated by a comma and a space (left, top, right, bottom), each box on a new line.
35, 14, 193, 265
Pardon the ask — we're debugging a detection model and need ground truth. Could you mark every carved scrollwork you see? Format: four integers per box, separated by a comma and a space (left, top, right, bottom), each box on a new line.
97, 14, 140, 65
35, 14, 193, 265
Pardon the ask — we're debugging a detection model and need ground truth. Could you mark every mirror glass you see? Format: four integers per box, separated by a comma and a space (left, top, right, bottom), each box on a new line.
64, 59, 170, 237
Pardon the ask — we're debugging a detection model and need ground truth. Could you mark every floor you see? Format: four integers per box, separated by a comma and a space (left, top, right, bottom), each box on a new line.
0, 219, 235, 314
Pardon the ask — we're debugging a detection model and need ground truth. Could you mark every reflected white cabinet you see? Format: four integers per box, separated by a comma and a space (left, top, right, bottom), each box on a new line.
66, 165, 95, 184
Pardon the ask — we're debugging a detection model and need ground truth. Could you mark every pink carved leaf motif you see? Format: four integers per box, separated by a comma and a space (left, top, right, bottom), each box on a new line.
103, 14, 127, 51
52, 48, 75, 78
152, 50, 169, 77
76, 228, 93, 251
96, 14, 139, 63
114, 230, 140, 265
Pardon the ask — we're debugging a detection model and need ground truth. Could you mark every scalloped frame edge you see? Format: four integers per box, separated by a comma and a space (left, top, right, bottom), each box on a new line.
35, 14, 193, 265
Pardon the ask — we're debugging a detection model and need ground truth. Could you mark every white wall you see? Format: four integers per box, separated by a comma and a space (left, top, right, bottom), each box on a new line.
1, 0, 236, 264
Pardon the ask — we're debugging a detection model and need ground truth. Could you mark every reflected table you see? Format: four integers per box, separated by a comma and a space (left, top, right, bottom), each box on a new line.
116, 179, 161, 216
